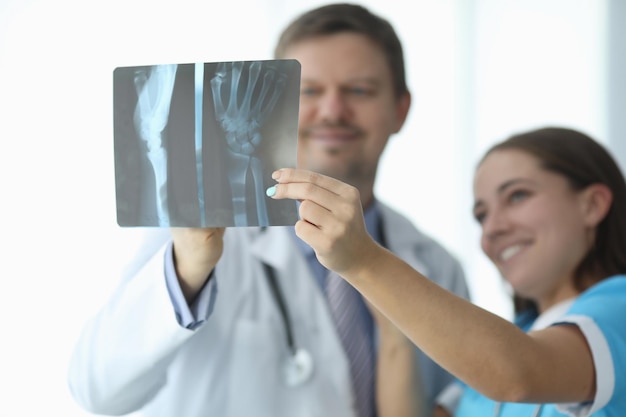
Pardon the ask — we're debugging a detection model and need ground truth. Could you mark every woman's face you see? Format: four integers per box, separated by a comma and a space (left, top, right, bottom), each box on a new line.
473, 149, 594, 309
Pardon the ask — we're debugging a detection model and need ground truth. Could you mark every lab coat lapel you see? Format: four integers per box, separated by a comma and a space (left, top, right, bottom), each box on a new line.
249, 226, 296, 270
378, 203, 430, 276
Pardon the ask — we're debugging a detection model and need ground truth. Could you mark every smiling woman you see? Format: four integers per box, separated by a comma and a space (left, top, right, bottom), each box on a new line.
267, 126, 626, 416
474, 128, 626, 319
474, 129, 626, 313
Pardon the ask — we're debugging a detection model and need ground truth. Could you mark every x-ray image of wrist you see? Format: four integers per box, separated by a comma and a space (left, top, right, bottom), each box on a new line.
133, 64, 178, 226
211, 61, 287, 226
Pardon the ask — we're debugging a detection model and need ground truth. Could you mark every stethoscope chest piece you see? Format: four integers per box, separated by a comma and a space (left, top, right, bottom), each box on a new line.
283, 348, 314, 387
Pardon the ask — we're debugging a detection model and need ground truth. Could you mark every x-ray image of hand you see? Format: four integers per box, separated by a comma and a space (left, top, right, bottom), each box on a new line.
114, 60, 299, 228
133, 64, 178, 226
211, 61, 287, 226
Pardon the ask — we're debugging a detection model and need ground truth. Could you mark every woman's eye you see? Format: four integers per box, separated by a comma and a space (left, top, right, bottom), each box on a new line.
473, 211, 486, 225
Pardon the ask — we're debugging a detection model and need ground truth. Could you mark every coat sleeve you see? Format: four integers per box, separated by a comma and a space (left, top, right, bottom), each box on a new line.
67, 229, 196, 415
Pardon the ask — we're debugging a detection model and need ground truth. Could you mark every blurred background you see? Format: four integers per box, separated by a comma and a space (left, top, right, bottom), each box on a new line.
1, 0, 624, 415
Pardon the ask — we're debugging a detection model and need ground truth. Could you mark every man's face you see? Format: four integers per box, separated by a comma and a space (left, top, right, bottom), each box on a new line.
282, 32, 410, 187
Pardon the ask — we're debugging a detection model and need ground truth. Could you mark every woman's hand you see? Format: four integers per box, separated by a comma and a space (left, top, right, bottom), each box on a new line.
266, 168, 381, 276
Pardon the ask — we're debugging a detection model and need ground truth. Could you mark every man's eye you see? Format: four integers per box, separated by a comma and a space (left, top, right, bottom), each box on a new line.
509, 190, 529, 203
349, 87, 370, 96
301, 87, 319, 96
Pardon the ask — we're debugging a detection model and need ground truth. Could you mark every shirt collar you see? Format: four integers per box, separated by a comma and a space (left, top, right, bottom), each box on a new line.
529, 297, 576, 331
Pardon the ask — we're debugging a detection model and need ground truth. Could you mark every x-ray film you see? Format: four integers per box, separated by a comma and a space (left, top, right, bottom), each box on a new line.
113, 59, 301, 227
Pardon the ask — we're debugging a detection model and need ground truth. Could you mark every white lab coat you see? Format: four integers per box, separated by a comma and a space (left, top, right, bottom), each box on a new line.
68, 203, 468, 417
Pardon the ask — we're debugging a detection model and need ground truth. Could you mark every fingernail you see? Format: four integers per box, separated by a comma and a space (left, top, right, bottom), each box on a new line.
271, 170, 281, 180
266, 185, 276, 197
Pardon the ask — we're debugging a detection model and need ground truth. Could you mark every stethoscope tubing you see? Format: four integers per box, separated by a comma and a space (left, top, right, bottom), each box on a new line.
263, 262, 297, 355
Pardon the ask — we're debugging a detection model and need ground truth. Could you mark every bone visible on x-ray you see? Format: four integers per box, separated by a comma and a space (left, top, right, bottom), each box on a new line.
194, 63, 207, 226
133, 64, 178, 226
211, 61, 287, 226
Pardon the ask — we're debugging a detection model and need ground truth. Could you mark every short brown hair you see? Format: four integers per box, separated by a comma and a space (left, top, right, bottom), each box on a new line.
274, 3, 408, 99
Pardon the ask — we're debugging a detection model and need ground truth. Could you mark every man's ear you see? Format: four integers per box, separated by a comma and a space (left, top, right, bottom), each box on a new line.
580, 183, 613, 227
393, 91, 411, 133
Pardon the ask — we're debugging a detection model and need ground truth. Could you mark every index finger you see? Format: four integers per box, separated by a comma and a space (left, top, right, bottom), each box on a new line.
265, 168, 340, 206
271, 168, 348, 194
266, 167, 362, 218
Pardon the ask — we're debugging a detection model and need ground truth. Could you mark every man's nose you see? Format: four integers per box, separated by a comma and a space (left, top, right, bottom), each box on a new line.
317, 90, 350, 122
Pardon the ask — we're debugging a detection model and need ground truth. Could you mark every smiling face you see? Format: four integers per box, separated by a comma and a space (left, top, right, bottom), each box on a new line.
473, 149, 596, 311
281, 32, 410, 204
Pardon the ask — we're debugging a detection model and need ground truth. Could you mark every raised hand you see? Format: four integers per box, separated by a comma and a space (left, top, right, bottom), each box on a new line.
170, 227, 226, 303
266, 168, 381, 275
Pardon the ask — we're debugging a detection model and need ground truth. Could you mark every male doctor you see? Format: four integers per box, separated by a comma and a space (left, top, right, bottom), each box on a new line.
68, 4, 470, 417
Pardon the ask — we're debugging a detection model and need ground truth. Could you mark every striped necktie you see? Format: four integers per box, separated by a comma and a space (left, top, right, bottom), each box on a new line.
325, 270, 376, 417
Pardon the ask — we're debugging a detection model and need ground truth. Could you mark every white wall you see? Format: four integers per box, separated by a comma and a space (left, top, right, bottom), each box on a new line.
0, 1, 613, 415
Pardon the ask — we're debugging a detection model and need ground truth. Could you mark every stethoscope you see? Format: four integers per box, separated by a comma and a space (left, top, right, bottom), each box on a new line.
259, 216, 386, 387
262, 262, 315, 387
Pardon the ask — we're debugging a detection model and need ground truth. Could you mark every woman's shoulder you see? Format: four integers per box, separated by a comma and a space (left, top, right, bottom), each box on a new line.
580, 275, 626, 299
564, 275, 626, 327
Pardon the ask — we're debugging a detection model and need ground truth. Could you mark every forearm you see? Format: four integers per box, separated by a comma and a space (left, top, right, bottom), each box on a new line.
343, 244, 574, 403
